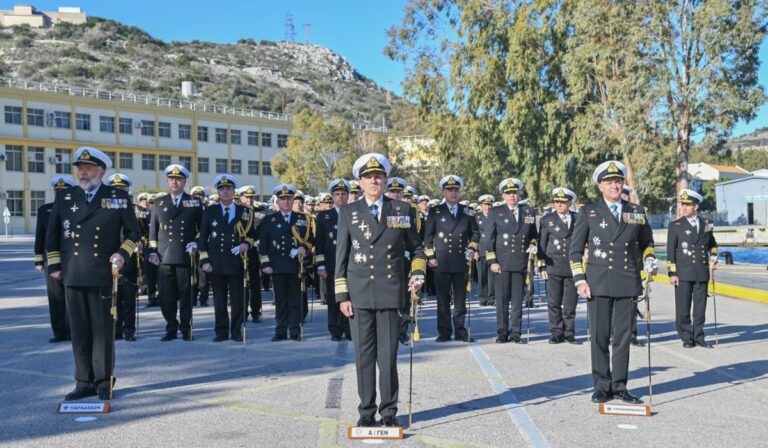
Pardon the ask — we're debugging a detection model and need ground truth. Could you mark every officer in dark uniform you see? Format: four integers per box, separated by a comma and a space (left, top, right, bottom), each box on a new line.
386, 177, 415, 344
105, 174, 139, 342
140, 193, 159, 307
190, 186, 211, 307
199, 175, 257, 342
336, 153, 426, 427
424, 175, 479, 342
403, 185, 417, 205
260, 184, 314, 341
315, 179, 352, 341
475, 194, 495, 307
538, 188, 578, 344
46, 146, 141, 401
667, 189, 718, 348
34, 176, 74, 343
348, 180, 362, 203
569, 160, 656, 404
237, 185, 267, 323
620, 186, 643, 346
483, 178, 539, 343
148, 165, 203, 341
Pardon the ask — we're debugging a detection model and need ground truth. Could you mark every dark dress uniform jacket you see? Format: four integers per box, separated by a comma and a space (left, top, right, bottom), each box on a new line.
199, 204, 257, 275
34, 202, 54, 266
149, 193, 203, 265
424, 203, 479, 273
475, 211, 492, 255
569, 200, 654, 297
666, 217, 717, 282
315, 208, 340, 272
258, 211, 314, 274
46, 185, 141, 288
484, 204, 539, 272
334, 197, 426, 309
538, 211, 576, 277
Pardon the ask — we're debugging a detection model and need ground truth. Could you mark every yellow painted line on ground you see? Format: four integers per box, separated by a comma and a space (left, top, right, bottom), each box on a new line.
654, 274, 768, 304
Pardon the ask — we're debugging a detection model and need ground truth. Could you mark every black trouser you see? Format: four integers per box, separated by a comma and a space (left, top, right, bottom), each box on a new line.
158, 264, 192, 335
143, 253, 158, 304
425, 266, 436, 296
675, 280, 708, 343
325, 273, 350, 338
399, 269, 411, 339
197, 268, 210, 305
262, 273, 271, 292
65, 286, 114, 388
116, 276, 137, 336
435, 271, 469, 339
272, 273, 301, 337
494, 271, 525, 337
476, 257, 492, 305
45, 266, 69, 339
248, 262, 262, 317
589, 296, 633, 394
211, 273, 244, 339
350, 308, 400, 419
546, 274, 577, 337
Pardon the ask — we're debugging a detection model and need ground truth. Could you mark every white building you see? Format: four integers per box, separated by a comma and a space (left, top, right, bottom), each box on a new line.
0, 5, 86, 28
0, 78, 292, 234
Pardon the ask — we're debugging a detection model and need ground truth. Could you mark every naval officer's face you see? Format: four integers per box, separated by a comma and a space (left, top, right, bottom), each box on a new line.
443, 187, 460, 204
277, 196, 293, 213
167, 176, 186, 196
480, 203, 491, 215
680, 202, 698, 218
332, 190, 348, 208
553, 200, 571, 214
76, 163, 106, 191
502, 191, 520, 208
598, 177, 623, 203
361, 172, 386, 200
218, 186, 234, 205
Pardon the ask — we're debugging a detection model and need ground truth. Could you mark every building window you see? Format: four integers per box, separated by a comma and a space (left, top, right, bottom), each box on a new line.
27, 108, 44, 127
119, 152, 133, 170
215, 128, 227, 144
5, 145, 23, 172
248, 160, 259, 175
30, 191, 45, 216
230, 129, 241, 145
75, 113, 91, 131
178, 124, 191, 140
159, 155, 171, 170
119, 118, 133, 134
197, 126, 208, 142
178, 156, 192, 171
142, 154, 155, 171
103, 152, 116, 168
7, 191, 23, 217
100, 116, 115, 133
141, 120, 155, 137
215, 158, 228, 173
261, 132, 272, 147
158, 122, 171, 138
262, 161, 272, 176
53, 111, 71, 129
247, 131, 259, 146
198, 157, 209, 173
277, 134, 288, 148
28, 147, 45, 173
4, 106, 22, 125
231, 159, 241, 174
55, 148, 72, 174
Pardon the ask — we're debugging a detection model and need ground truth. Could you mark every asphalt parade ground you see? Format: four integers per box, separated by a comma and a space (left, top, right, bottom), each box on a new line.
1, 238, 768, 448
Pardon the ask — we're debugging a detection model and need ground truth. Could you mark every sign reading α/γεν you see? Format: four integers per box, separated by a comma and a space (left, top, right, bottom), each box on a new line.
347, 426, 403, 440
599, 403, 651, 417
57, 402, 111, 414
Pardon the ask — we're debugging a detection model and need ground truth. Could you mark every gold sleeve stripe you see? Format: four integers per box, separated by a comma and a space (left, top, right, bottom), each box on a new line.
537, 259, 545, 268
711, 247, 718, 255
245, 237, 255, 245
486, 251, 497, 261
149, 240, 158, 248
667, 262, 677, 272
530, 239, 537, 246
468, 242, 478, 250
425, 248, 435, 257
260, 255, 269, 263
120, 240, 136, 254
643, 247, 655, 259
335, 277, 348, 293
315, 254, 325, 263
34, 254, 44, 262
199, 251, 209, 261
411, 258, 426, 272
47, 251, 61, 265
570, 261, 584, 276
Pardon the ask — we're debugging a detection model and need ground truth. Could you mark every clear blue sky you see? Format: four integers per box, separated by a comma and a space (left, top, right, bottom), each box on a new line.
25, 0, 768, 137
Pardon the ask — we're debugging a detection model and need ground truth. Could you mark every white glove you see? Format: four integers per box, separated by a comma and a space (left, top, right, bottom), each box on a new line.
644, 257, 658, 273
526, 245, 538, 254
231, 245, 241, 256
185, 242, 197, 254
710, 255, 719, 265
409, 274, 425, 290
404, 251, 411, 259
465, 248, 475, 260
289, 248, 299, 258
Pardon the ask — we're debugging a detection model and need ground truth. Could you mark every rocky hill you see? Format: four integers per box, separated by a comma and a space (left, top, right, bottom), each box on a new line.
0, 17, 401, 125
728, 127, 768, 151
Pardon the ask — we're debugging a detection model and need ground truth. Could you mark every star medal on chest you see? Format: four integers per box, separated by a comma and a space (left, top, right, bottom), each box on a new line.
212, 220, 218, 227
554, 226, 561, 232
441, 216, 447, 223
70, 204, 79, 213
685, 229, 691, 235
600, 219, 608, 229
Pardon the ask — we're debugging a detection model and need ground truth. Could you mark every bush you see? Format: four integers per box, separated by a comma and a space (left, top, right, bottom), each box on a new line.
15, 36, 33, 48
59, 46, 99, 61
48, 22, 85, 40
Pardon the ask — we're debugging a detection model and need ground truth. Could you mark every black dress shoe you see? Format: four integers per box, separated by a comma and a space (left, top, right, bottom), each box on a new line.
344, 334, 352, 341
124, 333, 136, 342
97, 380, 114, 401
252, 314, 262, 323
232, 336, 243, 342
399, 334, 410, 345
564, 335, 579, 344
331, 336, 342, 342
290, 335, 302, 341
271, 335, 287, 342
212, 336, 228, 342
509, 335, 523, 344
380, 415, 401, 427
549, 335, 564, 344
495, 335, 509, 343
64, 386, 97, 401
160, 333, 177, 341
49, 336, 68, 343
682, 340, 696, 348
457, 335, 475, 342
695, 340, 714, 348
181, 333, 192, 341
435, 336, 451, 342
630, 337, 645, 347
614, 390, 643, 404
591, 390, 612, 403
356, 416, 376, 427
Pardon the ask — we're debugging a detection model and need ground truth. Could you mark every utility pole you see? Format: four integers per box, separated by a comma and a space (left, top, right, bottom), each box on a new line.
303, 23, 311, 45
284, 12, 297, 42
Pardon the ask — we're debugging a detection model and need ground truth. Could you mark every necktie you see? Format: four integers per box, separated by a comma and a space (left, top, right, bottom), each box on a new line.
561, 214, 570, 227
370, 203, 379, 222
283, 213, 290, 223
174, 196, 180, 207
223, 206, 230, 221
610, 204, 619, 221
86, 192, 94, 203
451, 206, 457, 217
690, 219, 698, 233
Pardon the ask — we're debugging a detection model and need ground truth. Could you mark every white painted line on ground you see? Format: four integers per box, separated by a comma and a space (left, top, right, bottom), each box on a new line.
469, 344, 549, 448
